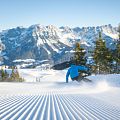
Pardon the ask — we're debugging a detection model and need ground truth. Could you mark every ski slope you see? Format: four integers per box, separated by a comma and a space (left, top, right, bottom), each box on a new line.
0, 69, 120, 120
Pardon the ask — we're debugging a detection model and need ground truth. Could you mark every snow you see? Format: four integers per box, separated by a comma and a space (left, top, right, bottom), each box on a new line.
80, 40, 91, 46
88, 74, 120, 87
0, 69, 120, 120
13, 59, 35, 63
42, 46, 51, 55
103, 32, 118, 39
102, 26, 119, 39
65, 50, 75, 53
46, 40, 59, 53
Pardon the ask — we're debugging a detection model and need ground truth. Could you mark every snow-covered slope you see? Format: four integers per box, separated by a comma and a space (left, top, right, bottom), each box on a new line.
0, 24, 119, 66
0, 69, 120, 120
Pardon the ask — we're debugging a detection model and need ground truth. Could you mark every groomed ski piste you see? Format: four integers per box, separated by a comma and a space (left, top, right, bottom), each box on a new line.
0, 69, 120, 120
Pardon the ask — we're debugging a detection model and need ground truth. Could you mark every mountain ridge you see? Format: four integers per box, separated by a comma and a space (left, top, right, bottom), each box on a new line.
0, 24, 119, 67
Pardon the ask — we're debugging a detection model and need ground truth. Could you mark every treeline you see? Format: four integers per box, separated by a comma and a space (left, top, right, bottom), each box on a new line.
92, 32, 120, 74
73, 26, 120, 74
53, 25, 120, 74
0, 66, 24, 82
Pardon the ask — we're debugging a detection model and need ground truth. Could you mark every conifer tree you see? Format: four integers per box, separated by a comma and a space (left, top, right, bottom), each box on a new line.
10, 66, 24, 82
115, 24, 120, 73
0, 41, 5, 65
93, 32, 112, 73
10, 67, 18, 80
1, 68, 5, 81
74, 42, 86, 65
0, 68, 9, 81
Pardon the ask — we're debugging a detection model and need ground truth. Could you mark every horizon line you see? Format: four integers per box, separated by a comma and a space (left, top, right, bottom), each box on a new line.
0, 23, 120, 32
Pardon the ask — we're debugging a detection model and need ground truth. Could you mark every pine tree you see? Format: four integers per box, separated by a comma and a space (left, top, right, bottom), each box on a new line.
0, 40, 5, 65
0, 68, 9, 81
105, 49, 113, 73
10, 67, 17, 80
93, 32, 112, 74
73, 42, 88, 78
10, 66, 24, 82
74, 42, 86, 65
1, 68, 5, 81
115, 24, 120, 73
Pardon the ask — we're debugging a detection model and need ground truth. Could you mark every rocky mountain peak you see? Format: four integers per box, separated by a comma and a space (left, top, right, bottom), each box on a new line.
0, 24, 119, 66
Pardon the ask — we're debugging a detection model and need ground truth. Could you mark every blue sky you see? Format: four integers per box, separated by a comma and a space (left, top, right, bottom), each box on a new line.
0, 0, 120, 30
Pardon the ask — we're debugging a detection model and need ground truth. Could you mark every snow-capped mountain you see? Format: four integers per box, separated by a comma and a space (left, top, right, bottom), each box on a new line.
0, 24, 119, 66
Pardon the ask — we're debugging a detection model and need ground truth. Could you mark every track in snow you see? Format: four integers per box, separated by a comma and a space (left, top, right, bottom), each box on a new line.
0, 93, 120, 120
0, 69, 120, 120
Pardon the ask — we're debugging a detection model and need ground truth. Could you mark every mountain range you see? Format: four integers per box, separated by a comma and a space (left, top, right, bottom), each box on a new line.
0, 24, 119, 67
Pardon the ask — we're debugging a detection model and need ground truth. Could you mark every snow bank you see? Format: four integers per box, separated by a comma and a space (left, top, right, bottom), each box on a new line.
13, 59, 35, 63
87, 74, 120, 87
19, 69, 120, 87
17, 69, 120, 95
